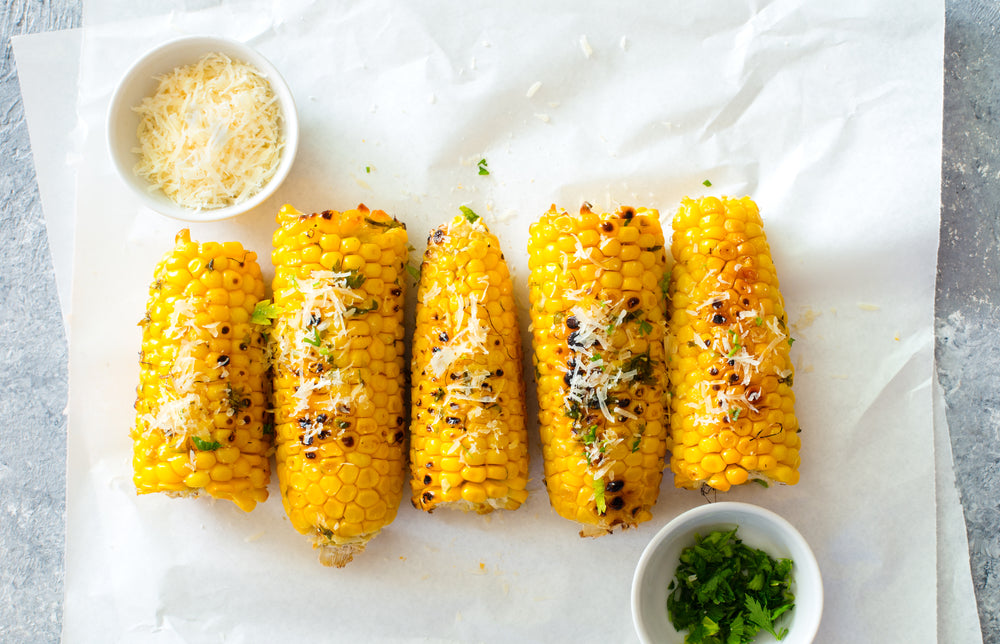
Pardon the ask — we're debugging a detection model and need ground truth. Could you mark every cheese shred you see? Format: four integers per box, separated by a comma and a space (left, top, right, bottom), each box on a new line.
133, 52, 284, 210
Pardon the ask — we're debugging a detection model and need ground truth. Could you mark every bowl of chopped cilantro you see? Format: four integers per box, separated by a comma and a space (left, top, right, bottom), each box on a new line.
631, 502, 822, 644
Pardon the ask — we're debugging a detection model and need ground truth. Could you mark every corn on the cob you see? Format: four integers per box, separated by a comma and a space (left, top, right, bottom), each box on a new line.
528, 204, 670, 535
132, 229, 271, 512
270, 204, 408, 567
410, 209, 529, 514
667, 196, 800, 491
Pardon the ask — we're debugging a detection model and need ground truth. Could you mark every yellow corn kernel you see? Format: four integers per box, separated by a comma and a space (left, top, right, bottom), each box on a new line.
271, 205, 409, 567
667, 196, 799, 491
131, 229, 272, 511
528, 204, 670, 535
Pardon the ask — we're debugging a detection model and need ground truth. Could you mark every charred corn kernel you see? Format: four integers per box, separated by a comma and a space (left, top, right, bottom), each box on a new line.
410, 211, 529, 514
271, 205, 408, 567
528, 204, 670, 536
131, 229, 271, 512
667, 196, 799, 491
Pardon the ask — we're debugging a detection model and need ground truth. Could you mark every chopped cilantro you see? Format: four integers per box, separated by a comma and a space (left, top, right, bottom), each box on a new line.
638, 319, 653, 336
623, 351, 655, 384
226, 384, 249, 412
667, 528, 795, 643
631, 424, 646, 452
787, 337, 796, 347
364, 217, 401, 231
477, 158, 490, 175
406, 264, 421, 281
344, 272, 367, 289
192, 436, 221, 451
346, 300, 379, 317
303, 327, 323, 348
727, 330, 742, 357
730, 408, 741, 421
593, 478, 606, 514
365, 165, 371, 173
703, 179, 713, 187
262, 423, 275, 436
660, 271, 671, 299
251, 300, 279, 326
460, 205, 480, 223
755, 316, 764, 327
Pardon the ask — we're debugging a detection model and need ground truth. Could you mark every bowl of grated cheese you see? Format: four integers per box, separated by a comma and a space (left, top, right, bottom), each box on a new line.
107, 35, 299, 221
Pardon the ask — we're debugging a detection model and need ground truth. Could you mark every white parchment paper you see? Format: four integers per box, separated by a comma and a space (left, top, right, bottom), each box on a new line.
23, 0, 955, 641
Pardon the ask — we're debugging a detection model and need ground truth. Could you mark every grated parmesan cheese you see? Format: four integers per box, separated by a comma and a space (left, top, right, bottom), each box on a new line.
133, 52, 284, 210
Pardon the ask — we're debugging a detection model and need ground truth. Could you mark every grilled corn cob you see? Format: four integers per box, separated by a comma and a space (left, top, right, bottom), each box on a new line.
132, 229, 271, 512
271, 204, 408, 567
528, 204, 670, 535
667, 196, 800, 491
410, 209, 529, 514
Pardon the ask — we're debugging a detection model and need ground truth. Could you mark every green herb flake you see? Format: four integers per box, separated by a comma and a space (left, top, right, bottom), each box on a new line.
660, 271, 671, 299
192, 436, 222, 451
406, 264, 422, 281
364, 217, 401, 231
638, 319, 653, 336
631, 424, 646, 453
703, 179, 713, 187
365, 166, 371, 174
344, 272, 367, 289
303, 328, 323, 348
477, 158, 490, 175
666, 528, 795, 644
460, 205, 481, 223
593, 478, 606, 514
730, 408, 741, 421
727, 330, 742, 358
262, 423, 275, 436
251, 300, 279, 326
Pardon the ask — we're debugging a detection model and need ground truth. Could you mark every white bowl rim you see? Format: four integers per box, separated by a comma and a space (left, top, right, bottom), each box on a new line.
631, 501, 823, 644
106, 34, 299, 222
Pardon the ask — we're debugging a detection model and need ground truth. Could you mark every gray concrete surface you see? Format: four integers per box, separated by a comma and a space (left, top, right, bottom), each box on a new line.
938, 1, 1000, 641
1, 1, 998, 642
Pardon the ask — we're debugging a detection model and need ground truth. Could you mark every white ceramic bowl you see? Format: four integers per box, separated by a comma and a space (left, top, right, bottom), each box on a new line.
632, 502, 822, 644
106, 35, 299, 222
